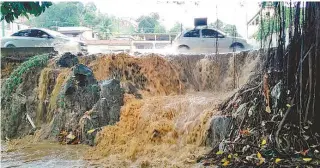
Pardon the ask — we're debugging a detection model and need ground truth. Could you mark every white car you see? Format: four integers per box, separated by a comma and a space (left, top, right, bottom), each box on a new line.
172, 28, 252, 53
1, 28, 87, 52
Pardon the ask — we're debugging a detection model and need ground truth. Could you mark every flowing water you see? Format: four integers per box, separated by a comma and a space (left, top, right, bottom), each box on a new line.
1, 50, 260, 167
85, 91, 233, 167
1, 140, 90, 168
1, 92, 228, 168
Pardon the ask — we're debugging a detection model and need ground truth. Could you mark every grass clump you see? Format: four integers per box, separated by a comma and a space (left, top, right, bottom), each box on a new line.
2, 54, 49, 97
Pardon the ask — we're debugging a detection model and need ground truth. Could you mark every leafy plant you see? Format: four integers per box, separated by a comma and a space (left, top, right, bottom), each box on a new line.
136, 13, 167, 33
0, 2, 52, 23
3, 54, 49, 97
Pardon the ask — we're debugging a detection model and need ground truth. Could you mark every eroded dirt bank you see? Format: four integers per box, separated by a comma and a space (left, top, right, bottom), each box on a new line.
1, 51, 262, 167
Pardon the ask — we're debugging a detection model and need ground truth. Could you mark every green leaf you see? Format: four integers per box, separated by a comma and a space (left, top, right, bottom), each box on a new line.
303, 158, 312, 162
1, 5, 9, 14
216, 150, 224, 155
87, 129, 95, 134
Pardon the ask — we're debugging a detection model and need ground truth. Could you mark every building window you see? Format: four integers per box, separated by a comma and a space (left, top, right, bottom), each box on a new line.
17, 24, 21, 30
266, 11, 270, 17
92, 32, 94, 38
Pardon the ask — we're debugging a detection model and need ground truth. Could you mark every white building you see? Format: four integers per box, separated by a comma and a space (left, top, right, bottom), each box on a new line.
57, 26, 99, 41
247, 3, 275, 47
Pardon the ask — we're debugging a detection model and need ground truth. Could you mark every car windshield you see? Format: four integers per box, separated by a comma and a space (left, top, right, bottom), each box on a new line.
174, 33, 182, 40
44, 29, 68, 38
213, 29, 227, 36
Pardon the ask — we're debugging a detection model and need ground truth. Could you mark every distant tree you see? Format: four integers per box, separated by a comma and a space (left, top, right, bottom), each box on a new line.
0, 2, 52, 23
26, 2, 84, 28
169, 22, 182, 33
137, 15, 157, 33
110, 17, 136, 34
209, 19, 224, 30
210, 19, 241, 37
154, 24, 166, 33
23, 2, 117, 39
82, 2, 99, 27
136, 12, 166, 33
96, 15, 112, 39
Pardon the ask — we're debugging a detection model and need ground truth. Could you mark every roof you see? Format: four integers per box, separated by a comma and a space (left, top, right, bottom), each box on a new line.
57, 27, 92, 33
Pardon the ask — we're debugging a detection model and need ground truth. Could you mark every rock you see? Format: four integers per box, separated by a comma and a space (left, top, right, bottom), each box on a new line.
92, 79, 124, 126
79, 79, 124, 144
205, 115, 232, 147
56, 52, 79, 68
1, 67, 42, 139
79, 113, 97, 146
50, 64, 100, 139
121, 81, 142, 99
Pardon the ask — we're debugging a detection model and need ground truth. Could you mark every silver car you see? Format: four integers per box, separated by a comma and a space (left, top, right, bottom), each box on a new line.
172, 27, 251, 53
1, 28, 87, 52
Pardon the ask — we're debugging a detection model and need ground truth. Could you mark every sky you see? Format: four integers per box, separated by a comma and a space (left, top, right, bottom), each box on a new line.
87, 0, 260, 38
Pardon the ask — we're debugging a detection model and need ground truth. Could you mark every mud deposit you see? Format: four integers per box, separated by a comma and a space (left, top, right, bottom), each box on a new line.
1, 51, 262, 167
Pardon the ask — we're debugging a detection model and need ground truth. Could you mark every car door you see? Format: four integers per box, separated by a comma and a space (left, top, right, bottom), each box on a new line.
29, 29, 54, 47
10, 29, 34, 47
201, 29, 229, 53
201, 29, 217, 52
180, 29, 202, 51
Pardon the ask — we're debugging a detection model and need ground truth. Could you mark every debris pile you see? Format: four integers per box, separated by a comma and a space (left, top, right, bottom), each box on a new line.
199, 2, 320, 167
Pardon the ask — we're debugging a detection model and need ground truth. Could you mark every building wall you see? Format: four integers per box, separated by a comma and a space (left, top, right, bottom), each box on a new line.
82, 31, 98, 40
247, 7, 275, 39
0, 21, 29, 37
87, 45, 131, 54
60, 30, 98, 41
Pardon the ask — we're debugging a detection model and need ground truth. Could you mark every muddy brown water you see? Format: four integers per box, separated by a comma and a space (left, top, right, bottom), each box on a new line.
1, 141, 91, 168
1, 50, 260, 167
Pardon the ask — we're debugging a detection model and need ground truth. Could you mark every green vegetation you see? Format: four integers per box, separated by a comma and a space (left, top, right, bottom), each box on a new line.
0, 2, 52, 23
24, 2, 171, 38
209, 19, 242, 37
254, 2, 303, 41
169, 22, 182, 33
24, 2, 124, 39
3, 54, 49, 97
136, 13, 166, 33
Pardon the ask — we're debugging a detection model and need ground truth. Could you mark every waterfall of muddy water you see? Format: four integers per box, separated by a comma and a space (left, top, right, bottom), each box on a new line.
83, 51, 260, 167
1, 51, 261, 167
85, 92, 234, 167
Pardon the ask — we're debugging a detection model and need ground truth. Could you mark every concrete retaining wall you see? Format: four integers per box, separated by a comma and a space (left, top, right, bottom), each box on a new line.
1, 47, 55, 59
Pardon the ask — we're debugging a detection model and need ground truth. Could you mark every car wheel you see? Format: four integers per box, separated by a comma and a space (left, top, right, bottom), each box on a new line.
6, 44, 16, 48
178, 46, 189, 53
230, 43, 244, 52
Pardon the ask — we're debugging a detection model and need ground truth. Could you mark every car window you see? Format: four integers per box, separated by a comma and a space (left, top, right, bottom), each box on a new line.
44, 29, 68, 38
30, 29, 50, 38
11, 30, 32, 37
202, 29, 224, 38
183, 29, 200, 38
